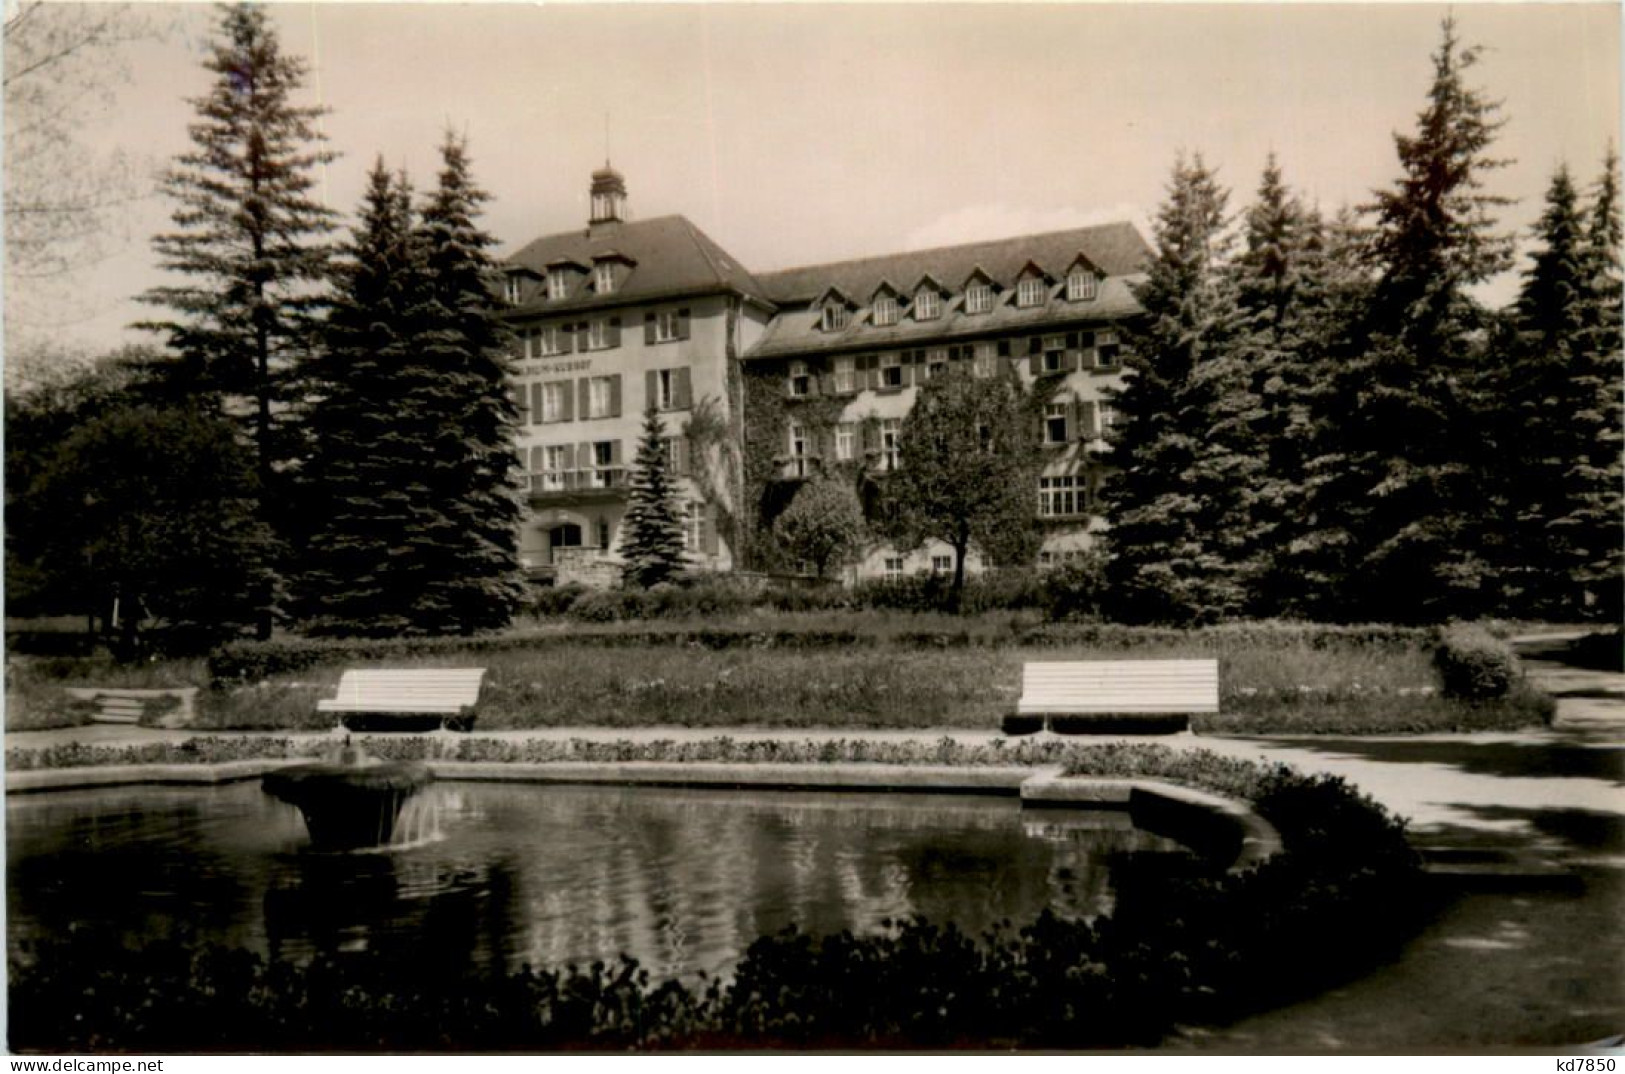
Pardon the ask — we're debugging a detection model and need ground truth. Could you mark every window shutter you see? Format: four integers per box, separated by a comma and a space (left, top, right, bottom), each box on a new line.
645, 312, 657, 345
677, 308, 691, 339
559, 380, 574, 422
608, 316, 622, 348
577, 441, 592, 483
1030, 354, 1044, 376
577, 378, 590, 420
702, 503, 719, 554
611, 439, 623, 466
1028, 336, 1042, 355
530, 446, 545, 472
609, 374, 622, 417
1062, 348, 1079, 373
559, 324, 573, 355
1080, 401, 1099, 439
674, 367, 692, 409
1066, 332, 1081, 349
997, 339, 1011, 358
561, 444, 576, 472
529, 383, 543, 424
861, 421, 880, 454
574, 323, 589, 351
646, 370, 658, 410
865, 354, 880, 390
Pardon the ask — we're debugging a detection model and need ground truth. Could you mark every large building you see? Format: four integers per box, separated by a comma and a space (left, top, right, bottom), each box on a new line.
500, 168, 1152, 584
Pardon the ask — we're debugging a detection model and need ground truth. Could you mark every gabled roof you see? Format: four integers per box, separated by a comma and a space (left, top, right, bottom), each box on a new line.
962, 265, 997, 288
911, 273, 947, 295
1065, 251, 1102, 275
504, 214, 771, 313
815, 284, 855, 307
870, 279, 903, 301
1015, 258, 1054, 282
756, 220, 1151, 305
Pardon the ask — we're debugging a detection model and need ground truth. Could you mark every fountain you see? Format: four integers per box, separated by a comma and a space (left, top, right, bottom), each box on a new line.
262, 740, 433, 852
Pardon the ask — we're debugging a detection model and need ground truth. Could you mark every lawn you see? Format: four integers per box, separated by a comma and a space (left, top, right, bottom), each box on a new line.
6, 619, 1554, 735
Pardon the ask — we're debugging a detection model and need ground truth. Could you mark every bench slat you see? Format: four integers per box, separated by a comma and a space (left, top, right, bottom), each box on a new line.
319, 668, 487, 724
1013, 658, 1219, 718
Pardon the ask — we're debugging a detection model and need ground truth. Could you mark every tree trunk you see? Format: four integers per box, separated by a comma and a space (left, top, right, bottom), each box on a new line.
951, 532, 969, 614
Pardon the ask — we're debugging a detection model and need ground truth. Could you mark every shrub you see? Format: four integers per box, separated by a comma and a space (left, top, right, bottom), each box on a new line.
1434, 624, 1519, 700
566, 588, 646, 623
527, 582, 588, 618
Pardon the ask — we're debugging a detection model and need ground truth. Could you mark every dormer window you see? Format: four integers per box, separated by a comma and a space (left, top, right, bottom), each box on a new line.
873, 295, 898, 327
595, 262, 615, 295
1017, 277, 1046, 308
1068, 269, 1099, 302
966, 283, 993, 314
822, 304, 849, 332
504, 275, 523, 305
915, 290, 941, 321
548, 268, 569, 302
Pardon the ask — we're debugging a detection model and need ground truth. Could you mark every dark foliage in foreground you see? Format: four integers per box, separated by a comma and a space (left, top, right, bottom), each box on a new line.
9, 766, 1424, 1052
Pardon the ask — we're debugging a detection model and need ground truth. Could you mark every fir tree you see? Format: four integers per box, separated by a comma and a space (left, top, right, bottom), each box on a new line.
1304, 18, 1512, 622
299, 160, 429, 635
621, 400, 690, 588
407, 131, 526, 632
1102, 153, 1258, 624
137, 2, 336, 635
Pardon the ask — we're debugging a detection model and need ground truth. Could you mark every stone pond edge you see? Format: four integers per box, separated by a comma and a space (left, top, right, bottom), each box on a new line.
5, 758, 1283, 873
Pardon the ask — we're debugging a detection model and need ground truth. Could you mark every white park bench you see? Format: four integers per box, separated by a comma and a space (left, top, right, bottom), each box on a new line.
317, 668, 487, 732
1004, 658, 1219, 735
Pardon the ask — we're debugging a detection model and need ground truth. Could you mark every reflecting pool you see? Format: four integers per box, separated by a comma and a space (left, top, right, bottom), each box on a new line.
8, 781, 1192, 980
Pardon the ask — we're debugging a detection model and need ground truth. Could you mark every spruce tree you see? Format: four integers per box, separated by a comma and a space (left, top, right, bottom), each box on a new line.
408, 131, 526, 632
1230, 155, 1315, 615
1102, 153, 1258, 624
137, 2, 336, 635
1487, 166, 1591, 614
621, 400, 690, 588
300, 160, 428, 635
1566, 150, 1625, 617
1304, 18, 1512, 622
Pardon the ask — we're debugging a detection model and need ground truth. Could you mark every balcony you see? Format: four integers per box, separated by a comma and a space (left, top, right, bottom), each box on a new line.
528, 467, 627, 502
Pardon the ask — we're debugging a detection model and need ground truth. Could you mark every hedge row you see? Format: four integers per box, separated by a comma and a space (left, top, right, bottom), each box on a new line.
8, 749, 1423, 1051
207, 620, 1439, 684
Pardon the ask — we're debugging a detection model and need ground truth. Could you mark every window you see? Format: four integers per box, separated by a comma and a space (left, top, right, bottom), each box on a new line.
1045, 402, 1070, 444
788, 360, 811, 398
835, 423, 856, 461
541, 445, 568, 491
883, 556, 905, 580
973, 343, 997, 379
598, 519, 611, 550
880, 352, 904, 389
654, 310, 682, 343
594, 262, 615, 294
873, 295, 898, 326
1096, 331, 1122, 368
787, 421, 809, 478
683, 501, 705, 552
833, 355, 856, 393
914, 290, 941, 321
537, 324, 565, 357
881, 418, 901, 471
931, 555, 953, 574
1038, 475, 1083, 518
661, 436, 688, 477
588, 319, 610, 350
822, 304, 849, 332
541, 381, 567, 423
654, 368, 675, 410
1017, 277, 1045, 308
548, 268, 569, 301
590, 441, 616, 488
966, 283, 993, 314
1100, 404, 1118, 435
1042, 348, 1065, 374
926, 348, 948, 380
505, 276, 522, 305
588, 376, 614, 418
1068, 270, 1099, 302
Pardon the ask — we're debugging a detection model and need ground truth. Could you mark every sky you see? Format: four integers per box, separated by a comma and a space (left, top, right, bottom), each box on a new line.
6, 1, 1621, 357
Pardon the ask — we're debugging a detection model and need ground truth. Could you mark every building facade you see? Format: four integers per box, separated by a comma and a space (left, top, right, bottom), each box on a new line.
501, 169, 1151, 584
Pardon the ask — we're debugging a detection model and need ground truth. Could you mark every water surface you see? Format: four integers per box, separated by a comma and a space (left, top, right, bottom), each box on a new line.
9, 781, 1188, 980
